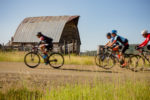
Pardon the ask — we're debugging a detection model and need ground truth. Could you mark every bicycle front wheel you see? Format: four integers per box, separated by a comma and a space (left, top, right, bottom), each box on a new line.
135, 56, 145, 71
49, 52, 64, 69
95, 53, 104, 67
24, 52, 40, 68
95, 53, 116, 69
128, 55, 145, 72
102, 55, 116, 69
127, 56, 138, 69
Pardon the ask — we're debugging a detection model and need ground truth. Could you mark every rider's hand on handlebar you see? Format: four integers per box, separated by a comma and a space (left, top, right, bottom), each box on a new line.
135, 46, 142, 50
104, 45, 108, 48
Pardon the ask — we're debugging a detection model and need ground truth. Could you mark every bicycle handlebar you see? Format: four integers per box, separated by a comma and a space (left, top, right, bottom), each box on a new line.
135, 46, 144, 51
31, 46, 40, 52
101, 46, 113, 52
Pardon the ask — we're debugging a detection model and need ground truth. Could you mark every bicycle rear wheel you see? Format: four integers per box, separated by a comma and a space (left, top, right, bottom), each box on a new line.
24, 52, 40, 68
49, 52, 64, 69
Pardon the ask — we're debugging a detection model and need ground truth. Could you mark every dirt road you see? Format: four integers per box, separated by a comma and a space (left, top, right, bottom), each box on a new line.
0, 62, 150, 89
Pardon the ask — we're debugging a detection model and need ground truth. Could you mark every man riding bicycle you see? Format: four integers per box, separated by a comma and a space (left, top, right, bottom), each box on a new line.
105, 32, 114, 47
137, 30, 150, 50
36, 32, 53, 64
105, 32, 122, 52
109, 30, 129, 67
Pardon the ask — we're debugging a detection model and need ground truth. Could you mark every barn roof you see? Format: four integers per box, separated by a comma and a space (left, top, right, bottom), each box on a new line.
13, 16, 79, 43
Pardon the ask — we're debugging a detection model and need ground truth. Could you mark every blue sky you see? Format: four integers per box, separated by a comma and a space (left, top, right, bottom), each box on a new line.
0, 0, 150, 51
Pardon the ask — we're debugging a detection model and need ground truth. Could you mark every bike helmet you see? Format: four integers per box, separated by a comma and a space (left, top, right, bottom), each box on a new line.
141, 29, 148, 35
106, 32, 111, 37
112, 30, 117, 34
37, 32, 43, 36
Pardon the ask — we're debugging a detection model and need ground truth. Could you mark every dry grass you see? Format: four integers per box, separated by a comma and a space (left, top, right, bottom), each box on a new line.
0, 51, 95, 65
0, 80, 149, 100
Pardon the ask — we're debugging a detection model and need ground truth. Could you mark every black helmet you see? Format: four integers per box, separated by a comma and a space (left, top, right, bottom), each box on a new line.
106, 32, 111, 37
37, 32, 42, 36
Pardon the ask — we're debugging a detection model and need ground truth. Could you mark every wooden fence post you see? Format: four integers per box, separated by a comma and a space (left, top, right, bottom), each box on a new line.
64, 40, 66, 55
67, 41, 71, 60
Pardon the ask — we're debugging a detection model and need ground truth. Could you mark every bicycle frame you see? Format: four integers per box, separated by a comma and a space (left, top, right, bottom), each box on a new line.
103, 47, 120, 59
30, 46, 59, 63
30, 46, 43, 58
137, 48, 150, 63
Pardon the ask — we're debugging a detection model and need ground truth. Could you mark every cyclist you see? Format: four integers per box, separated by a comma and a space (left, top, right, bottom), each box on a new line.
137, 30, 150, 50
109, 30, 129, 67
36, 32, 53, 64
105, 32, 113, 47
105, 32, 122, 52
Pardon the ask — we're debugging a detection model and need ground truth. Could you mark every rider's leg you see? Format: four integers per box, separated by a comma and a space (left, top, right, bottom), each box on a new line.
39, 44, 48, 64
121, 44, 129, 67
113, 45, 119, 51
112, 45, 120, 58
40, 44, 48, 55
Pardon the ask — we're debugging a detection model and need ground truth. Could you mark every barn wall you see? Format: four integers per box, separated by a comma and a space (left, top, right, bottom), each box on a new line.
11, 16, 81, 54
59, 21, 81, 54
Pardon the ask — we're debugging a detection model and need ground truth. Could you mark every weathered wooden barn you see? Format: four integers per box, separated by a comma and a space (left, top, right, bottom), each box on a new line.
12, 16, 81, 54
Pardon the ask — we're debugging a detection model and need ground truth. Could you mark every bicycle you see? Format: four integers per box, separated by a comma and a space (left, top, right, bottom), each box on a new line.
24, 46, 64, 69
95, 47, 141, 71
132, 47, 150, 71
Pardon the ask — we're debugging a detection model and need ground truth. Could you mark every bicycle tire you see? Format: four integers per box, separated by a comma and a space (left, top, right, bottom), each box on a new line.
95, 53, 116, 69
48, 52, 64, 69
142, 52, 150, 67
128, 55, 144, 72
127, 55, 138, 70
24, 52, 40, 68
135, 56, 145, 71
95, 53, 104, 67
102, 55, 116, 69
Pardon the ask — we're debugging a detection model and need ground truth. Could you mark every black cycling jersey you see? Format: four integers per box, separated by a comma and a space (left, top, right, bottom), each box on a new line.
113, 35, 128, 45
39, 35, 53, 45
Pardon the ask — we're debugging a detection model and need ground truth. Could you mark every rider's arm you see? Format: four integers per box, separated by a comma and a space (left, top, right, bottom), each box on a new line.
38, 36, 44, 46
109, 40, 117, 47
38, 41, 42, 46
105, 41, 110, 47
109, 36, 117, 47
139, 35, 150, 48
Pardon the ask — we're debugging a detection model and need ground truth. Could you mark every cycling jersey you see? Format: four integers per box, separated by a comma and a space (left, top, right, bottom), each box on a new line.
39, 35, 53, 50
108, 37, 120, 47
113, 35, 129, 54
113, 35, 128, 46
39, 35, 53, 44
110, 37, 114, 42
139, 34, 150, 48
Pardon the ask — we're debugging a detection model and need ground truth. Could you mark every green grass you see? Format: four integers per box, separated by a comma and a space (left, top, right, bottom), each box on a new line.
64, 55, 94, 65
0, 51, 25, 62
0, 51, 95, 65
1, 51, 150, 67
0, 81, 149, 100
0, 88, 42, 100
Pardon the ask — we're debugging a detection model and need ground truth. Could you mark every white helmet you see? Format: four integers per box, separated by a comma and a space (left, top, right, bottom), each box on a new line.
141, 29, 148, 35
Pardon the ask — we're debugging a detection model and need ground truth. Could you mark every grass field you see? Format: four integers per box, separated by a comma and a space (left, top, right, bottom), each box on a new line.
0, 51, 95, 65
0, 81, 149, 100
0, 52, 150, 100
